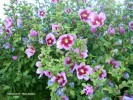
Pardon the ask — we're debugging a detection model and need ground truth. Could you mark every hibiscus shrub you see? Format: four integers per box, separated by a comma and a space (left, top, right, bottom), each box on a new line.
0, 0, 133, 100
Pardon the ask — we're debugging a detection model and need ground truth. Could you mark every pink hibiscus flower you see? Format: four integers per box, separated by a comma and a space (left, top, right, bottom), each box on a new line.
63, 57, 72, 65
38, 9, 46, 18
129, 21, 133, 31
44, 71, 52, 78
51, 72, 67, 87
83, 85, 94, 95
51, 0, 59, 3
4, 17, 13, 28
46, 33, 56, 46
57, 34, 74, 50
25, 46, 36, 58
94, 65, 107, 80
88, 12, 106, 28
28, 30, 38, 37
108, 26, 115, 35
109, 58, 120, 69
51, 24, 60, 31
99, 70, 107, 80
65, 8, 72, 14
73, 48, 88, 58
76, 63, 93, 80
78, 7, 91, 22
63, 57, 76, 73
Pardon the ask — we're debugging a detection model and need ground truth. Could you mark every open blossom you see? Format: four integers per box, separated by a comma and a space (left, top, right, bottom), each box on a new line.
25, 46, 36, 58
83, 85, 94, 95
38, 9, 46, 18
12, 56, 18, 60
99, 70, 107, 80
36, 68, 52, 78
57, 34, 74, 50
74, 48, 88, 59
78, 7, 91, 22
51, 72, 67, 87
51, 0, 59, 3
65, 8, 72, 14
46, 33, 56, 46
108, 27, 115, 35
88, 12, 106, 28
4, 17, 13, 28
63, 57, 76, 73
63, 57, 72, 65
44, 71, 52, 78
28, 30, 38, 37
129, 21, 133, 31
109, 58, 120, 69
94, 65, 107, 80
36, 61, 42, 67
76, 63, 93, 80
51, 24, 60, 31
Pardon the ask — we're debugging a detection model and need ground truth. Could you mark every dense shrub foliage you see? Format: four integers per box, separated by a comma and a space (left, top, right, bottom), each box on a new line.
0, 0, 133, 100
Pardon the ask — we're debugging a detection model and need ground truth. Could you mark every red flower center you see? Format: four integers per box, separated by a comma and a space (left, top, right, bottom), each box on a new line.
78, 66, 88, 75
54, 26, 59, 30
99, 71, 103, 78
29, 47, 35, 53
6, 29, 10, 33
80, 10, 90, 20
96, 21, 100, 25
64, 38, 68, 43
92, 17, 102, 26
61, 36, 73, 46
67, 9, 71, 13
40, 11, 45, 16
82, 13, 87, 17
47, 38, 54, 45
131, 23, 133, 28
56, 75, 65, 86
80, 69, 85, 73
66, 59, 71, 64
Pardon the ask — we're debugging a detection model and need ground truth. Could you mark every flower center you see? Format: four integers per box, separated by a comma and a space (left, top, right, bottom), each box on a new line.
132, 24, 133, 28
96, 21, 100, 25
40, 11, 44, 16
48, 39, 52, 43
64, 38, 68, 43
82, 13, 87, 17
80, 69, 85, 73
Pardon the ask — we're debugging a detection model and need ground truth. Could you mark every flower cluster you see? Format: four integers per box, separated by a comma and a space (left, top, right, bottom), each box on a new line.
1, 0, 132, 100
78, 8, 106, 28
